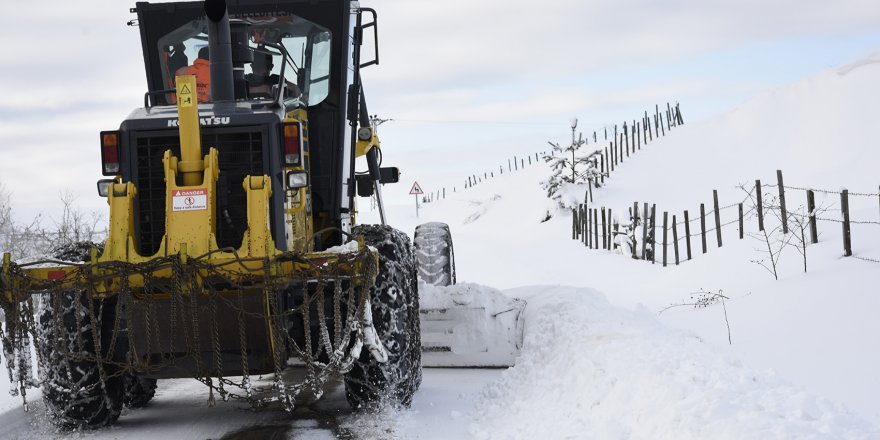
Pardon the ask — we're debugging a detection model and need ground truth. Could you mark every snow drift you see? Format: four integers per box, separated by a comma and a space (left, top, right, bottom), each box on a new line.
469, 285, 878, 440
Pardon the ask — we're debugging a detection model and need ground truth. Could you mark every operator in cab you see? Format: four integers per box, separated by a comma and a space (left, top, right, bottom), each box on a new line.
246, 50, 302, 100
176, 46, 211, 102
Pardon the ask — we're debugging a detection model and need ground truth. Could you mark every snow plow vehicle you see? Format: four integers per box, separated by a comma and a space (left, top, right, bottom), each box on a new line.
0, 0, 421, 429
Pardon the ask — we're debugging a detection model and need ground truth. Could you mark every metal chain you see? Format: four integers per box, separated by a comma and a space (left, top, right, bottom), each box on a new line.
0, 248, 377, 411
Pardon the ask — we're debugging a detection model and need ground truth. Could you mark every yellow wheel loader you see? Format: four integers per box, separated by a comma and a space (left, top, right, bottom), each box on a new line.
0, 0, 420, 429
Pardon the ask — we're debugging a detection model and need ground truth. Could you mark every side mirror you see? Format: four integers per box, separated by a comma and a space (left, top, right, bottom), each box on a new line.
378, 167, 399, 184
357, 8, 379, 68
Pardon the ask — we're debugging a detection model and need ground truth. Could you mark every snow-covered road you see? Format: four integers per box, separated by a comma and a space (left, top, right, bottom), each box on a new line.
0, 367, 503, 439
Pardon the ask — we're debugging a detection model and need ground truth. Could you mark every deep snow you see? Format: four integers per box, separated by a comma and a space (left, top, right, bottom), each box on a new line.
359, 49, 880, 433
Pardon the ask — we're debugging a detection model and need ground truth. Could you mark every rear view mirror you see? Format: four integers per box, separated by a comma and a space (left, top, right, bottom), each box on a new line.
379, 167, 399, 184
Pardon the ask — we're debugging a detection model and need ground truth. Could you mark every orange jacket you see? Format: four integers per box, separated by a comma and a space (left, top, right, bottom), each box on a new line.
178, 59, 211, 103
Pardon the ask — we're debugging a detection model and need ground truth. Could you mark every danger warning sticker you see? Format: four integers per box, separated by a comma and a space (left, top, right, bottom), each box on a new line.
172, 188, 208, 212
178, 83, 194, 108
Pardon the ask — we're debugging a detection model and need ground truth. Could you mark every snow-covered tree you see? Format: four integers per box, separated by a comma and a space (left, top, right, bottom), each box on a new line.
541, 132, 604, 206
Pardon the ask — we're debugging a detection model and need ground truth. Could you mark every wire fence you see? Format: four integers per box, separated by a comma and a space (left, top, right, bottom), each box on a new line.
570, 169, 880, 268
421, 102, 685, 205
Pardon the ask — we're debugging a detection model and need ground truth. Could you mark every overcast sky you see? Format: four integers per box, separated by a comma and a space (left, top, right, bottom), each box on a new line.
1, 0, 879, 221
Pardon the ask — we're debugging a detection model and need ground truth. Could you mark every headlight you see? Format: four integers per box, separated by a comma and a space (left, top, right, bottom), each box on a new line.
97, 179, 114, 197
286, 170, 308, 190
357, 127, 372, 141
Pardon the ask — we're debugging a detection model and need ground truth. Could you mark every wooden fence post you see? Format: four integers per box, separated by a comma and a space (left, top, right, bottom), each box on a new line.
613, 214, 619, 250
601, 208, 607, 250
582, 206, 588, 241
611, 141, 616, 169
713, 190, 722, 248
593, 208, 599, 249
605, 146, 612, 173
641, 202, 649, 260
608, 209, 614, 250
660, 113, 666, 137
672, 215, 680, 265
777, 170, 788, 234
614, 125, 618, 157
662, 211, 668, 267
637, 122, 642, 150
756, 179, 764, 231
632, 202, 640, 259
610, 144, 617, 172
655, 104, 659, 131
588, 182, 594, 203
738, 203, 744, 239
650, 204, 657, 264
807, 190, 818, 244
684, 210, 692, 260
700, 203, 707, 254
587, 209, 592, 248
583, 205, 589, 246
841, 189, 852, 256
624, 123, 630, 158
633, 120, 637, 149
572, 208, 577, 239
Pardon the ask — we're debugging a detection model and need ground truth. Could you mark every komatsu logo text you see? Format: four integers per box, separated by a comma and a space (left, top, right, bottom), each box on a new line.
167, 117, 231, 127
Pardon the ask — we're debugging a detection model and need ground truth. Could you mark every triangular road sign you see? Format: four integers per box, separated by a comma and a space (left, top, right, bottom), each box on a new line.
409, 181, 424, 195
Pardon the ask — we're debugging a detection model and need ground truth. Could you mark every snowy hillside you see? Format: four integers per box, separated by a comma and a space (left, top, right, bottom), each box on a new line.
361, 50, 880, 432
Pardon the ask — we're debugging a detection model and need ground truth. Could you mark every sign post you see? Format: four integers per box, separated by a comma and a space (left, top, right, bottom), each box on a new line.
409, 181, 424, 217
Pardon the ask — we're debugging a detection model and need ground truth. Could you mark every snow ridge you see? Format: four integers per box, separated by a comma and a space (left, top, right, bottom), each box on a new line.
469, 286, 878, 440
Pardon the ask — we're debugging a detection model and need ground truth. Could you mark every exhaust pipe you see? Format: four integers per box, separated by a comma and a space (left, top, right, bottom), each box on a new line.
204, 0, 251, 101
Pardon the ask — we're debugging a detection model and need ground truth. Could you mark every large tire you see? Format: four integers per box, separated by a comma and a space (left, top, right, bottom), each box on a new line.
344, 225, 422, 408
414, 222, 456, 286
38, 291, 123, 429
38, 242, 123, 429
49, 242, 158, 411
123, 374, 157, 408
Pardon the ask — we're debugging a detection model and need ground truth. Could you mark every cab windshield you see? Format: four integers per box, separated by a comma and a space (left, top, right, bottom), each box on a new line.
156, 12, 331, 106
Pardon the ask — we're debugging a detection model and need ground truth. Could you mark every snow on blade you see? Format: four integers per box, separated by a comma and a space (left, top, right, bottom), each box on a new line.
469, 286, 879, 440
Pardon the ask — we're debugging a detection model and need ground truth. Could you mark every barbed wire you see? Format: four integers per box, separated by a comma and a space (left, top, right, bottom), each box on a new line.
783, 185, 880, 197
758, 182, 880, 197
784, 210, 880, 226
852, 255, 880, 264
